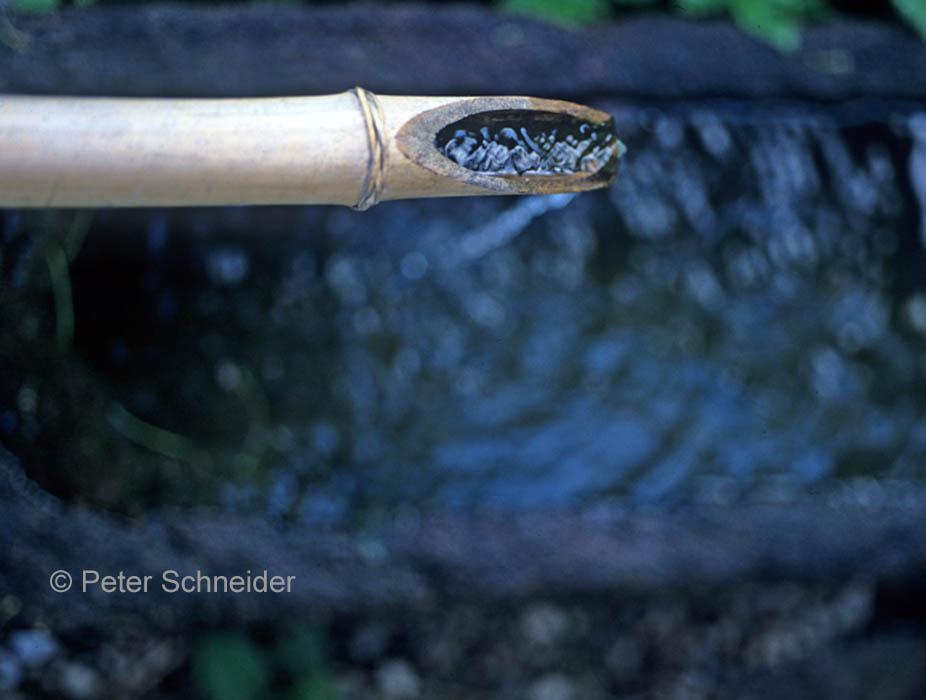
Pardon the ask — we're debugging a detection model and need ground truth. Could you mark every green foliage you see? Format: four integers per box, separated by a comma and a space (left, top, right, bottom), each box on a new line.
7, 0, 926, 45
274, 624, 328, 677
194, 633, 269, 700
9, 0, 60, 14
497, 0, 926, 51
671, 0, 726, 10
290, 674, 338, 700
893, 0, 926, 39
678, 0, 829, 51
276, 624, 337, 700
498, 0, 612, 27
194, 625, 337, 700
8, 0, 94, 14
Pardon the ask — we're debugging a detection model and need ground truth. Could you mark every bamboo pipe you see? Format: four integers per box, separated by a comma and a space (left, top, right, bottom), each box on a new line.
0, 89, 622, 209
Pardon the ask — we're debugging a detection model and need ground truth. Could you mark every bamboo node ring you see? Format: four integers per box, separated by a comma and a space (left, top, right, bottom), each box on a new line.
0, 92, 621, 207
351, 87, 387, 211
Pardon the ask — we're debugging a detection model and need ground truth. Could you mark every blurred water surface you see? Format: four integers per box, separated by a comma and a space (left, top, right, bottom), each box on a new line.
6, 100, 926, 518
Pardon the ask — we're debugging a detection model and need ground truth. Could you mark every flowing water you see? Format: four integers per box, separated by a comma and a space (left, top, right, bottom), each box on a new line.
436, 110, 620, 175
3, 99, 926, 519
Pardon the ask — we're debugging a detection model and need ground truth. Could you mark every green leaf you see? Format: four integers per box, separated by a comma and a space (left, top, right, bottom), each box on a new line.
893, 0, 926, 40
497, 0, 612, 27
674, 0, 730, 15
291, 673, 338, 700
780, 0, 829, 20
675, 0, 830, 51
193, 633, 269, 700
611, 0, 661, 6
731, 0, 803, 52
9, 0, 59, 14
274, 624, 328, 676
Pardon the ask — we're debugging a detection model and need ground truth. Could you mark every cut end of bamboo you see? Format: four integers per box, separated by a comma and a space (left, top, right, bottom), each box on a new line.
394, 96, 623, 202
0, 90, 623, 209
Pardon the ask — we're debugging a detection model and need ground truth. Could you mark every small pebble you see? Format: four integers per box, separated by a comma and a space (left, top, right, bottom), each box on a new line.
55, 661, 102, 699
529, 674, 575, 700
521, 603, 569, 647
9, 630, 59, 668
375, 658, 420, 699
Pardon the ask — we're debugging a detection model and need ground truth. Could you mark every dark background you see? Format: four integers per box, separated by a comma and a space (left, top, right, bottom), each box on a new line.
2, 2, 926, 698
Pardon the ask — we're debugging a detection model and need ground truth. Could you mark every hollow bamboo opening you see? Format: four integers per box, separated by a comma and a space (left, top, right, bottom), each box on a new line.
0, 89, 622, 208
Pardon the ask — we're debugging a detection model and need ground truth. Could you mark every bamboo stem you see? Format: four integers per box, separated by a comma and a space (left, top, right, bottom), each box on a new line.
0, 89, 621, 208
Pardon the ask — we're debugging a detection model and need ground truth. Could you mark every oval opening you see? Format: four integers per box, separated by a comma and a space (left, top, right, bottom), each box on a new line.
435, 109, 618, 176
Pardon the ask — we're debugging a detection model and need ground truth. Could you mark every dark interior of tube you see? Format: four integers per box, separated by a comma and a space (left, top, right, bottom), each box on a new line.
435, 109, 619, 177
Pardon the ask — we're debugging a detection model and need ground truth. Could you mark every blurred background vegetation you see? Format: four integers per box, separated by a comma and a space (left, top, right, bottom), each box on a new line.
194, 624, 335, 700
8, 0, 926, 51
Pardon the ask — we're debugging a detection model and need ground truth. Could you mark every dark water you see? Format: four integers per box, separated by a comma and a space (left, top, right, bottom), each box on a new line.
437, 110, 620, 175
3, 100, 926, 520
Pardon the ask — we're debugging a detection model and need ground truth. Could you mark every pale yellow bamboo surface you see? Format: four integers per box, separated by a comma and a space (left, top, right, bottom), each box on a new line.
0, 90, 618, 208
